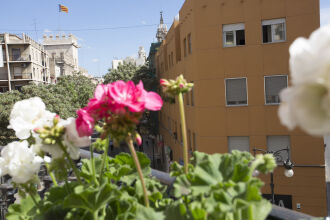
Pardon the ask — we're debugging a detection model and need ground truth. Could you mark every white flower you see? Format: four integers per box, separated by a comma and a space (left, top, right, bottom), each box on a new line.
289, 25, 330, 85
31, 118, 91, 160
0, 141, 43, 184
61, 118, 91, 160
31, 134, 63, 159
279, 25, 330, 136
8, 97, 55, 139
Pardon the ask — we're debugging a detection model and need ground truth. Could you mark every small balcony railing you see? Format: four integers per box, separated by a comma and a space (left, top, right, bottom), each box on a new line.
11, 73, 32, 80
3, 55, 31, 62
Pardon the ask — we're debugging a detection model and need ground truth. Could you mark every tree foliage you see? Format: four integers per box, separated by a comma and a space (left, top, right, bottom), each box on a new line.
0, 74, 96, 145
103, 63, 138, 84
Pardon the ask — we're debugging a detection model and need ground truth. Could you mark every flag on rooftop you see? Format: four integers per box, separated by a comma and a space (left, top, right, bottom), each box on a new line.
59, 4, 69, 13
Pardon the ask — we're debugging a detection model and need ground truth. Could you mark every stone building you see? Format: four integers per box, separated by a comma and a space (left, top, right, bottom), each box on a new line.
43, 34, 79, 80
156, 0, 323, 216
111, 46, 147, 69
0, 33, 51, 92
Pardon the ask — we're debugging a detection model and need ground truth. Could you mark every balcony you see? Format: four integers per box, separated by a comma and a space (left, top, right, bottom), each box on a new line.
3, 55, 32, 62
11, 73, 32, 80
55, 58, 65, 64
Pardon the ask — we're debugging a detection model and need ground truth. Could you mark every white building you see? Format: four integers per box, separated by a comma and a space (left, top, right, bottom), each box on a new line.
111, 46, 147, 69
43, 34, 79, 79
112, 59, 123, 70
136, 46, 147, 66
0, 33, 51, 92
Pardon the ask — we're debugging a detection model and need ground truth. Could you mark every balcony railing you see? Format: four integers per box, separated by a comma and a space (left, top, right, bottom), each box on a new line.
3, 55, 31, 62
11, 73, 32, 80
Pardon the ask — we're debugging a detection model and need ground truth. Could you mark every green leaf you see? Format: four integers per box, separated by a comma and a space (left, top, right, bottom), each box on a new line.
63, 183, 116, 214
135, 205, 165, 220
6, 196, 39, 220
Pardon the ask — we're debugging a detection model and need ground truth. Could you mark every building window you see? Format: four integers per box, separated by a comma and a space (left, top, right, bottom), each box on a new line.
171, 52, 174, 66
223, 23, 245, 47
262, 18, 286, 43
0, 87, 9, 93
228, 136, 250, 152
188, 129, 192, 152
225, 78, 247, 106
180, 124, 183, 145
265, 75, 288, 104
174, 121, 178, 140
183, 38, 187, 57
15, 85, 22, 92
267, 136, 290, 163
191, 81, 194, 106
187, 33, 192, 54
186, 93, 190, 105
193, 132, 197, 151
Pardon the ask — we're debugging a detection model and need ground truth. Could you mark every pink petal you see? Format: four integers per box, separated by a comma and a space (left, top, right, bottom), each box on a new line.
144, 92, 163, 111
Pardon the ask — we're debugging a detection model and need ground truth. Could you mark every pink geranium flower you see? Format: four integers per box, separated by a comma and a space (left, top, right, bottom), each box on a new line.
86, 84, 113, 119
75, 80, 163, 138
76, 108, 94, 137
109, 80, 163, 113
137, 81, 163, 111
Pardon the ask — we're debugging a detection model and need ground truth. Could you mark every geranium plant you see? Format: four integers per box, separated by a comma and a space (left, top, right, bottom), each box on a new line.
1, 79, 275, 220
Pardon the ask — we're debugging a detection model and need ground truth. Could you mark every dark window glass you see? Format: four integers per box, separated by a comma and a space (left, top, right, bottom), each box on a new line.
236, 30, 245, 45
263, 25, 272, 43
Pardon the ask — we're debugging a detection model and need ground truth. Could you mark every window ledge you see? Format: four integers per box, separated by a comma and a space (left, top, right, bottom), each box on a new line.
265, 103, 280, 106
226, 104, 248, 107
223, 45, 245, 48
262, 40, 286, 45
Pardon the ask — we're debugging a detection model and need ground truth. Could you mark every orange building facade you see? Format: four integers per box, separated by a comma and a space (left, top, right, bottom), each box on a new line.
156, 0, 325, 216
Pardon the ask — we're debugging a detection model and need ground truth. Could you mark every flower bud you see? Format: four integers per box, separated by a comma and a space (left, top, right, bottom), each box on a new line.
33, 128, 41, 133
53, 115, 60, 125
44, 138, 52, 145
135, 133, 142, 146
160, 79, 170, 87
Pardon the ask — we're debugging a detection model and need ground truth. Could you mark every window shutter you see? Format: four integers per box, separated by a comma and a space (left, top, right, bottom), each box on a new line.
226, 78, 247, 104
267, 136, 290, 163
262, 18, 285, 26
223, 23, 245, 32
265, 76, 287, 103
228, 136, 250, 152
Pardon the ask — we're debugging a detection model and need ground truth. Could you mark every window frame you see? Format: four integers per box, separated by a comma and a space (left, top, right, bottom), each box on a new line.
191, 81, 194, 106
224, 77, 248, 107
228, 136, 250, 153
0, 86, 9, 93
187, 33, 192, 54
222, 23, 245, 48
266, 135, 291, 164
192, 132, 197, 151
264, 75, 288, 105
183, 37, 187, 57
262, 18, 286, 44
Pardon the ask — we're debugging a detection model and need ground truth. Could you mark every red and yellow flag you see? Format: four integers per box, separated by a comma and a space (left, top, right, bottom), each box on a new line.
59, 4, 69, 13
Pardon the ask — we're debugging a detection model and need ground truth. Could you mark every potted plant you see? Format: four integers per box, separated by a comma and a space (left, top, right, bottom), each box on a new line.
1, 78, 275, 220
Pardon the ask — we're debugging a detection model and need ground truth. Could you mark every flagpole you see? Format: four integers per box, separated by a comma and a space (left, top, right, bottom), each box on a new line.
58, 3, 61, 34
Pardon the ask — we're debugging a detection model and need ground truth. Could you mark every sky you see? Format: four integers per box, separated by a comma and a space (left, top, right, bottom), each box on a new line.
0, 0, 329, 77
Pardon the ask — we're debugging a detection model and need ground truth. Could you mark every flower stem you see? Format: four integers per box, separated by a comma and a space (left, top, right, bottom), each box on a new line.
93, 211, 98, 220
99, 136, 109, 184
178, 92, 189, 174
45, 163, 58, 186
127, 137, 149, 207
90, 144, 98, 185
58, 142, 83, 184
22, 185, 40, 209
